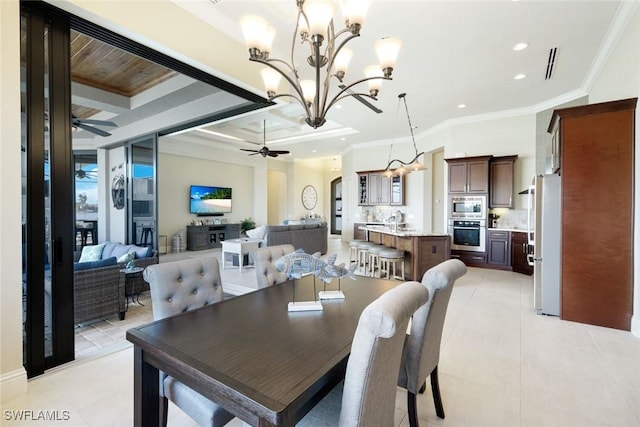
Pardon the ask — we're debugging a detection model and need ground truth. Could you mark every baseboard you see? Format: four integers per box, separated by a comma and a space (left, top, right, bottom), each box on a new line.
631, 314, 640, 337
0, 367, 27, 403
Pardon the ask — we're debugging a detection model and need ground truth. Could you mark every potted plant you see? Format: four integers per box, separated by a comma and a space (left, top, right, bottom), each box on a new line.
240, 217, 256, 236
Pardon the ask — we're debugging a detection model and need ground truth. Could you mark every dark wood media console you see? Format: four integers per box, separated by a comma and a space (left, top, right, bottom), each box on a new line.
186, 224, 240, 251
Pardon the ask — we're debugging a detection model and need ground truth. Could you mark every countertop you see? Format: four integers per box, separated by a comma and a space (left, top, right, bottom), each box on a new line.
488, 227, 531, 233
360, 225, 449, 237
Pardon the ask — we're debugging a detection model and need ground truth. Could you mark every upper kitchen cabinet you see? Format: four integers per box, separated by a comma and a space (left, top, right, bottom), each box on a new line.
445, 155, 491, 194
357, 171, 405, 206
551, 98, 636, 331
489, 155, 518, 208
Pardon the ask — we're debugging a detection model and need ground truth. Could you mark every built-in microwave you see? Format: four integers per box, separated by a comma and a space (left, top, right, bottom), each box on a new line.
449, 195, 486, 219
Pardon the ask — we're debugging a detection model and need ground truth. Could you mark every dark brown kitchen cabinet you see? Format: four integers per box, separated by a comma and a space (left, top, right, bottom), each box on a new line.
445, 156, 491, 194
551, 98, 636, 331
511, 231, 532, 275
490, 156, 517, 208
450, 250, 486, 266
487, 230, 510, 267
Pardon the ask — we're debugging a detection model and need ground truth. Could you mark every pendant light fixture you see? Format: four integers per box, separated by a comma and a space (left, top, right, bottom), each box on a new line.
383, 93, 425, 176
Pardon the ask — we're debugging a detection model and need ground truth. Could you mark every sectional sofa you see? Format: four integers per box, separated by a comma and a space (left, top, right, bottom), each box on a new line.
248, 222, 328, 255
73, 241, 158, 324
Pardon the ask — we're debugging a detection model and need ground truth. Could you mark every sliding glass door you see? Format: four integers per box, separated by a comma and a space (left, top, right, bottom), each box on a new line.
127, 135, 157, 248
21, 5, 75, 377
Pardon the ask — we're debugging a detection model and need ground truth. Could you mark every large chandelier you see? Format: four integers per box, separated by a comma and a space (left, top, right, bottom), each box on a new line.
240, 0, 401, 129
383, 93, 425, 176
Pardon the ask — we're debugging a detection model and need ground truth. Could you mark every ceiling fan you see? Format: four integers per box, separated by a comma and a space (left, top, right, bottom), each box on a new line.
240, 120, 290, 158
75, 167, 98, 179
72, 115, 117, 137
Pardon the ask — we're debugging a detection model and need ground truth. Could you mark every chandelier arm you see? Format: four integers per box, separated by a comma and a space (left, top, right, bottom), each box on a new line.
268, 92, 312, 112
250, 57, 299, 81
318, 19, 338, 116
325, 33, 359, 75
292, 8, 308, 78
323, 76, 390, 113
251, 58, 312, 119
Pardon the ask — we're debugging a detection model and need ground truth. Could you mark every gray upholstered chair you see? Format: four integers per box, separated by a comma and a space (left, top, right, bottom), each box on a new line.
398, 259, 467, 425
253, 244, 295, 288
298, 281, 430, 427
143, 256, 234, 427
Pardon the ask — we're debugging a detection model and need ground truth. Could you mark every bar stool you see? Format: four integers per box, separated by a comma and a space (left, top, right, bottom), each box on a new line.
366, 244, 386, 277
378, 248, 405, 281
349, 240, 366, 266
356, 241, 377, 274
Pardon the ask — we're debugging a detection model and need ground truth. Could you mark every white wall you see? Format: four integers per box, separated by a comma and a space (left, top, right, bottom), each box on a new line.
0, 0, 27, 401
267, 170, 287, 225
157, 144, 255, 240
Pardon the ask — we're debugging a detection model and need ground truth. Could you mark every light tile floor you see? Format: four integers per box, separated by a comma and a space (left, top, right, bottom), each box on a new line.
3, 236, 640, 426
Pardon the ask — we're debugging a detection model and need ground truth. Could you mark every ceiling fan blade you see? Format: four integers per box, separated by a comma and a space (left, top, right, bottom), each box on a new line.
240, 148, 259, 153
338, 85, 383, 113
270, 150, 290, 155
267, 152, 279, 158
75, 122, 112, 137
74, 118, 117, 127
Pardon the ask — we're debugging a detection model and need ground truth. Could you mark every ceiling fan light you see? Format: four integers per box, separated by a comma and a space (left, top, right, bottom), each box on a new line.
303, 0, 335, 40
375, 37, 401, 77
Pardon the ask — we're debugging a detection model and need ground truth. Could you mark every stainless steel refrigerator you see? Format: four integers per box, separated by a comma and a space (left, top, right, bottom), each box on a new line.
527, 174, 561, 316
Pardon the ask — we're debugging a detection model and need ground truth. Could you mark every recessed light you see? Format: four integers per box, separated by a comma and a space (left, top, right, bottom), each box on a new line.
457, 104, 467, 109
335, 104, 342, 109
513, 73, 527, 80
312, 150, 317, 153
513, 42, 528, 51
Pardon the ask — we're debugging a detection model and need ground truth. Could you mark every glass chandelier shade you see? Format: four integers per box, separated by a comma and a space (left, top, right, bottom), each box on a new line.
240, 0, 401, 129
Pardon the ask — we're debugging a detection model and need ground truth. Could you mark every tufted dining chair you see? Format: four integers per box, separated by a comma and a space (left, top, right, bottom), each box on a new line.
143, 256, 234, 427
298, 280, 430, 427
253, 244, 295, 288
398, 259, 467, 426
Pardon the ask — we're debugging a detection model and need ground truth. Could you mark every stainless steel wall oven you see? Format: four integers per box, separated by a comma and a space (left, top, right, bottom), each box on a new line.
448, 219, 486, 252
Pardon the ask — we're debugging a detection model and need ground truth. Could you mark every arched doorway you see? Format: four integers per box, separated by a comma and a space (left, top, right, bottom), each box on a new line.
330, 177, 342, 235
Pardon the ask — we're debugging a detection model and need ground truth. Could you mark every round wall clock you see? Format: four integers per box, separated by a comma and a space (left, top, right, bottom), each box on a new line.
301, 185, 318, 210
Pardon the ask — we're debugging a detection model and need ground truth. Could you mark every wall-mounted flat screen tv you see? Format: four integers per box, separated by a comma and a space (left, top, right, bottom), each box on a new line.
189, 185, 232, 215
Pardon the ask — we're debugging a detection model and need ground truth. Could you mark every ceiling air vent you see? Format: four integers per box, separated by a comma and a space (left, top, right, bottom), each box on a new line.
545, 47, 558, 80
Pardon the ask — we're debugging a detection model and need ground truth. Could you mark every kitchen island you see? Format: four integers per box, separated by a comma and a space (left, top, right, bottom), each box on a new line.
361, 225, 451, 281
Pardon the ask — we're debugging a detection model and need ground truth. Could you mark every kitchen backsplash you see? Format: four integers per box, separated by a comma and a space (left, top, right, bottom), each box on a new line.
493, 209, 529, 230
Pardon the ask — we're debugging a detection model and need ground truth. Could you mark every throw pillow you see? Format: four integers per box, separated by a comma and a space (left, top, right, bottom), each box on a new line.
78, 243, 106, 262
117, 251, 135, 264
246, 224, 266, 239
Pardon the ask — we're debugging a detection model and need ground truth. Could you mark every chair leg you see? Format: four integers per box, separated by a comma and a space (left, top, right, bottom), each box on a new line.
407, 391, 419, 427
430, 366, 445, 419
418, 381, 426, 394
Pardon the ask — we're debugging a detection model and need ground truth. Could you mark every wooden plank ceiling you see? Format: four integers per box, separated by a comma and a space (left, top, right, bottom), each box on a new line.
69, 30, 177, 118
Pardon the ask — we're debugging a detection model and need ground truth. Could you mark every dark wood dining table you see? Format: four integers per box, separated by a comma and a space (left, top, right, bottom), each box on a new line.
126, 274, 401, 427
